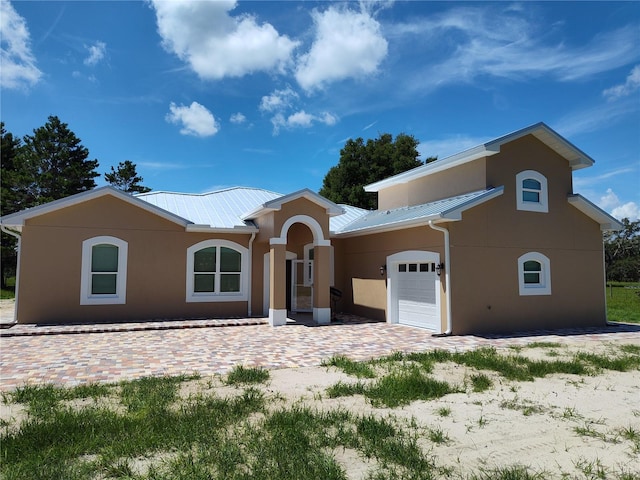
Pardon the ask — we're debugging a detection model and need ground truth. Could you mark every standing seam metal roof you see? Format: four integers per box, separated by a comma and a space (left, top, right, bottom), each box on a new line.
334, 188, 502, 234
136, 187, 282, 229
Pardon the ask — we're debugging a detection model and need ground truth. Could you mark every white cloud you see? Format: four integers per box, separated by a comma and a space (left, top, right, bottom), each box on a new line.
84, 41, 106, 66
295, 5, 388, 91
397, 8, 640, 93
0, 0, 42, 89
418, 135, 488, 160
230, 112, 246, 124
554, 96, 638, 137
139, 161, 187, 170
612, 202, 640, 222
150, 0, 299, 80
603, 65, 640, 101
166, 102, 220, 137
260, 86, 337, 134
260, 87, 298, 112
573, 167, 635, 189
271, 109, 338, 134
599, 188, 621, 211
598, 188, 639, 221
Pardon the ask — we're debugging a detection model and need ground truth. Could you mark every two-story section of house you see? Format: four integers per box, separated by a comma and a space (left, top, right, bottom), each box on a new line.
332, 122, 622, 334
1, 122, 621, 334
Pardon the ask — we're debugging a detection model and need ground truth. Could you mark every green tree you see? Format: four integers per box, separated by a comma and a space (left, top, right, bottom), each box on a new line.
319, 132, 435, 210
105, 160, 151, 193
604, 218, 640, 282
1, 117, 100, 290
20, 115, 99, 203
1, 122, 28, 289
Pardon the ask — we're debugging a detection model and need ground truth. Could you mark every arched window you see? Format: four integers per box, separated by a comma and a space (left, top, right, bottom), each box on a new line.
186, 240, 248, 302
516, 170, 548, 213
80, 236, 128, 305
518, 252, 551, 296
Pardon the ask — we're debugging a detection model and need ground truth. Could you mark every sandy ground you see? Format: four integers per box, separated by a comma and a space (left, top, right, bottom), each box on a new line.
1, 299, 638, 477
4, 340, 638, 478
261, 344, 640, 477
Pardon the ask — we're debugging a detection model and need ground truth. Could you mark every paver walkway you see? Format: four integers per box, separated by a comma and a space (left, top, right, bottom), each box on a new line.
1, 315, 639, 391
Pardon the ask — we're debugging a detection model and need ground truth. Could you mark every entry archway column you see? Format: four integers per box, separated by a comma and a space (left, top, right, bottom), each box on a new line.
313, 242, 331, 325
269, 239, 287, 326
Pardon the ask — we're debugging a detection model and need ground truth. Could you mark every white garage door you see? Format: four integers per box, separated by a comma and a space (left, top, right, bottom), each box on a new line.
396, 262, 439, 331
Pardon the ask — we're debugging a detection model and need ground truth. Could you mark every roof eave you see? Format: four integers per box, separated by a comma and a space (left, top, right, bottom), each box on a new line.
334, 186, 504, 238
0, 186, 191, 229
365, 123, 596, 193
567, 194, 623, 231
185, 224, 260, 234
333, 214, 446, 238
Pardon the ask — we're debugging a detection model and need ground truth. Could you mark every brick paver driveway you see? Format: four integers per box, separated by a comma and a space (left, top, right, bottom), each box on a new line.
1, 316, 639, 391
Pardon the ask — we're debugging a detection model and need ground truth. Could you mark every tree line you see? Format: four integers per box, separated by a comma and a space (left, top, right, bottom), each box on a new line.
1, 116, 150, 288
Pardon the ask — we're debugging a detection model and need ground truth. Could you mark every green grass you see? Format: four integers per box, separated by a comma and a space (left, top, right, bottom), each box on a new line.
469, 373, 493, 393
0, 276, 15, 299
224, 365, 270, 385
1, 377, 442, 480
327, 365, 454, 408
3, 345, 639, 480
606, 282, 640, 324
325, 345, 639, 408
323, 354, 376, 378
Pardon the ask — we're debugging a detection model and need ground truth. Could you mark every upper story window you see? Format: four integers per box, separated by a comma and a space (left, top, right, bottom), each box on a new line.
80, 236, 128, 305
186, 239, 248, 302
516, 170, 548, 213
518, 252, 551, 296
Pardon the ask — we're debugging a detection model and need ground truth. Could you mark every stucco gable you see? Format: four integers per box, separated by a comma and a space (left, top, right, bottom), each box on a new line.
241, 188, 344, 220
0, 186, 190, 231
365, 122, 594, 193
568, 194, 623, 231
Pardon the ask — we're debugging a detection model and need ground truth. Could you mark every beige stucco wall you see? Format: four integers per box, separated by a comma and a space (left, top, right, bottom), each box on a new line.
17, 195, 253, 324
445, 135, 606, 334
377, 159, 487, 210
333, 226, 446, 328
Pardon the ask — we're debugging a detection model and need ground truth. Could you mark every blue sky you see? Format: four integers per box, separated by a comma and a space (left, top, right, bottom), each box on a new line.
2, 1, 639, 220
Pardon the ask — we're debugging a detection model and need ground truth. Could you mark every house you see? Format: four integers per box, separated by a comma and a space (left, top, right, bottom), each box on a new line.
0, 122, 622, 334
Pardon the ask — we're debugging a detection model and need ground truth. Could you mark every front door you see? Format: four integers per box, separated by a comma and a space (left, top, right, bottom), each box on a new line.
291, 259, 313, 312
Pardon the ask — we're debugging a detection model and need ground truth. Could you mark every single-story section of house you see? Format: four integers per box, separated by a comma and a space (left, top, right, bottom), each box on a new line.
1, 122, 622, 334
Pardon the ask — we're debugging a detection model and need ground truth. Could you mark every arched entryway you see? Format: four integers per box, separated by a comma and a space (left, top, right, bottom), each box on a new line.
267, 215, 332, 326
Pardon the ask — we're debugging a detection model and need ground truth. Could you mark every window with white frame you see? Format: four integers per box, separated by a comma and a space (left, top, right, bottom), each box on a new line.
518, 252, 551, 296
80, 236, 128, 305
186, 240, 248, 302
516, 170, 548, 213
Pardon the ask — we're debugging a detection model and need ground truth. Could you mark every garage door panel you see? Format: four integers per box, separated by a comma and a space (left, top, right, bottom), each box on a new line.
395, 260, 440, 331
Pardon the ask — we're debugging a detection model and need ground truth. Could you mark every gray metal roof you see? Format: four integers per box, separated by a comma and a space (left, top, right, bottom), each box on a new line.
330, 204, 369, 233
138, 187, 371, 232
137, 187, 282, 229
335, 187, 503, 236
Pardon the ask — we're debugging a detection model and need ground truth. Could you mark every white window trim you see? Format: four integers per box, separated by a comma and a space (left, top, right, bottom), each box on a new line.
186, 239, 249, 303
516, 170, 548, 213
518, 252, 551, 296
80, 236, 128, 305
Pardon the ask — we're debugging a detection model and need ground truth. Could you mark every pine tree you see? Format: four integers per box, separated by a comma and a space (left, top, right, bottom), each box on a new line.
1, 122, 27, 289
105, 160, 151, 193
21, 116, 99, 203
